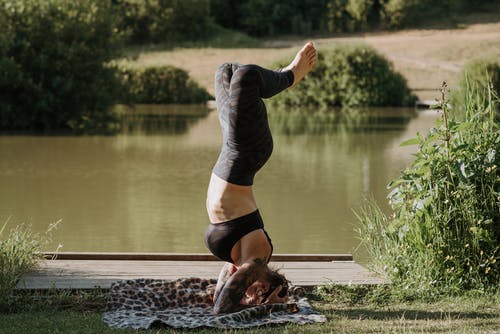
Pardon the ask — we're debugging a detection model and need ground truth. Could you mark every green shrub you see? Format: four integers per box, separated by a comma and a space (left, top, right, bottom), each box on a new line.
452, 58, 500, 111
381, 0, 430, 28
118, 66, 212, 104
114, 0, 214, 44
0, 221, 60, 308
0, 0, 121, 133
346, 0, 382, 30
381, 0, 495, 28
356, 83, 499, 299
271, 44, 416, 108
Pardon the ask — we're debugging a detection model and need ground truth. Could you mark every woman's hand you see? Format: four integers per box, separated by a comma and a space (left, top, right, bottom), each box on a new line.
263, 285, 288, 304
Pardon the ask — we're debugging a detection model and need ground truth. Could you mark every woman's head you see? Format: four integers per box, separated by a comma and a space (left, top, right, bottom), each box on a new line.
241, 268, 289, 305
261, 268, 289, 302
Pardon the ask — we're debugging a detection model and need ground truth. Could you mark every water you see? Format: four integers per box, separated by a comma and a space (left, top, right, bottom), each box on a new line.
0, 104, 439, 258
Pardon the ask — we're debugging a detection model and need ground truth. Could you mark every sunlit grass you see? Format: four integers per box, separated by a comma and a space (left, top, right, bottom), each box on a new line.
0, 219, 60, 308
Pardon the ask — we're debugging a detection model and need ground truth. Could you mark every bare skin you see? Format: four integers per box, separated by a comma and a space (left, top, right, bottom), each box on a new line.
283, 42, 317, 88
207, 42, 317, 314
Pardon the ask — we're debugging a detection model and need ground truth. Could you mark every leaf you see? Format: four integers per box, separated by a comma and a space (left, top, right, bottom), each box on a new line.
387, 178, 405, 188
400, 137, 420, 147
457, 160, 474, 181
486, 148, 496, 164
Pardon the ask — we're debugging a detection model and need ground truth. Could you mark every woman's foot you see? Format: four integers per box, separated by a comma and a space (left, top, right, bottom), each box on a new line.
283, 42, 317, 88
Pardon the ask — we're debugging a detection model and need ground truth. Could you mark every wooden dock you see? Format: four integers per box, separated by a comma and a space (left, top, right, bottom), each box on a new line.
16, 253, 387, 290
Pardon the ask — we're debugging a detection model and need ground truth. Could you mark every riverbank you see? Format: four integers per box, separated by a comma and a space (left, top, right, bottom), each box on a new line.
1, 288, 498, 333
118, 21, 500, 100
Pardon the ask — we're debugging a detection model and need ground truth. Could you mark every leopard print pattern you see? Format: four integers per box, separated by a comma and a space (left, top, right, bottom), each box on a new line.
103, 277, 325, 329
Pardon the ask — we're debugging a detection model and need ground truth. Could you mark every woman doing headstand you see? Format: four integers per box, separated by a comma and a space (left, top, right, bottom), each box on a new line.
205, 42, 317, 314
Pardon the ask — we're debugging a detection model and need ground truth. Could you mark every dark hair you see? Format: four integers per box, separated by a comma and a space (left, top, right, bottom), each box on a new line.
262, 269, 289, 302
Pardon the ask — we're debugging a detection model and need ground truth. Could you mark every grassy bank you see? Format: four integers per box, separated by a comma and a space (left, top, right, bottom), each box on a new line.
1, 288, 498, 333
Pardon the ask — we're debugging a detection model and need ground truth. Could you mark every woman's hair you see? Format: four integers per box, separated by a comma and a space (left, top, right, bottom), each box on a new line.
262, 268, 289, 302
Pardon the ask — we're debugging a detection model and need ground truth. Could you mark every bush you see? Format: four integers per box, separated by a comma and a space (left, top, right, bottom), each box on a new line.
452, 58, 500, 111
356, 83, 499, 299
0, 0, 121, 133
381, 0, 496, 28
270, 44, 416, 108
114, 0, 214, 44
345, 0, 383, 30
0, 221, 60, 309
118, 66, 212, 104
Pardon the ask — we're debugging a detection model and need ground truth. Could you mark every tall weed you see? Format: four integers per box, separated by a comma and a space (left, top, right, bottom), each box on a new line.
0, 220, 60, 307
356, 82, 499, 299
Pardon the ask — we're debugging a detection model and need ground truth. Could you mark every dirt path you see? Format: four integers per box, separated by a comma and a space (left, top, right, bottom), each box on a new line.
120, 22, 500, 100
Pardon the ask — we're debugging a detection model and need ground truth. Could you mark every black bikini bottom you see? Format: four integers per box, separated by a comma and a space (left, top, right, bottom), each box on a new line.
204, 209, 273, 263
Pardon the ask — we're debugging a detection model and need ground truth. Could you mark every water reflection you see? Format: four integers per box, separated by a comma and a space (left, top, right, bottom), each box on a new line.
0, 105, 439, 257
115, 104, 211, 135
268, 106, 417, 135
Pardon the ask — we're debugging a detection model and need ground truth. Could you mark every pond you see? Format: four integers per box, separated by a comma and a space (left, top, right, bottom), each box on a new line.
0, 104, 439, 260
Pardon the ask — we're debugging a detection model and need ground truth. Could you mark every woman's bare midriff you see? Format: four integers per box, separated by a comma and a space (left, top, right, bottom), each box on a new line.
206, 173, 258, 223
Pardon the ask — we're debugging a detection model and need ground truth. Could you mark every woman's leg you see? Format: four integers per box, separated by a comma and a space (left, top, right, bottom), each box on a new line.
229, 64, 294, 101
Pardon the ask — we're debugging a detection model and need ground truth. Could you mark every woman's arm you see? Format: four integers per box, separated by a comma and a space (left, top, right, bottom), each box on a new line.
213, 262, 236, 304
213, 257, 267, 314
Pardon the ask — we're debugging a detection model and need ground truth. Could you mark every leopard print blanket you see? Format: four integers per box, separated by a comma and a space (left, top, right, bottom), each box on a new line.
102, 277, 326, 329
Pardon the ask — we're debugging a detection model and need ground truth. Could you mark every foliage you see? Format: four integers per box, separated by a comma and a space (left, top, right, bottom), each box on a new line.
209, 0, 495, 36
452, 58, 500, 111
0, 0, 121, 133
270, 44, 416, 108
117, 66, 212, 104
381, 0, 496, 28
114, 0, 214, 44
0, 220, 60, 309
356, 82, 499, 299
210, 0, 330, 36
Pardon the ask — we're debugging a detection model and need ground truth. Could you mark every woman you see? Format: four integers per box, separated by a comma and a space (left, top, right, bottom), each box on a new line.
205, 42, 317, 314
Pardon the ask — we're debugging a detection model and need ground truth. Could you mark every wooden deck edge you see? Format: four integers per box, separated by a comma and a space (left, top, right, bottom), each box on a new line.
39, 252, 353, 262
15, 282, 388, 291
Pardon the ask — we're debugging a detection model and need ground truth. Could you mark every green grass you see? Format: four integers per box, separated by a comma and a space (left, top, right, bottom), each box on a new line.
1, 287, 498, 334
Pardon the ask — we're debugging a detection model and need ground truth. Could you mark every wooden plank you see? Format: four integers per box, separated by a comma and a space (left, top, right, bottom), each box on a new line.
25, 261, 373, 273
40, 252, 353, 262
17, 259, 387, 290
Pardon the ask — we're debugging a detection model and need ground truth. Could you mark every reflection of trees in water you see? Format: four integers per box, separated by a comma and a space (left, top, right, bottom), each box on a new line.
268, 106, 417, 136
116, 104, 211, 135
261, 107, 430, 253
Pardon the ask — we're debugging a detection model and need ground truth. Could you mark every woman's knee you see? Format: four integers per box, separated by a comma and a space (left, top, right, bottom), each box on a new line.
231, 65, 262, 91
